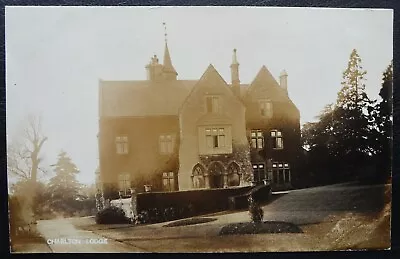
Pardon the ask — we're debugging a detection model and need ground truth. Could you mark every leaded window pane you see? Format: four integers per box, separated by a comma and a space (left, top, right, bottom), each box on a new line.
277, 138, 283, 148
257, 138, 263, 148
219, 135, 225, 147
251, 139, 257, 148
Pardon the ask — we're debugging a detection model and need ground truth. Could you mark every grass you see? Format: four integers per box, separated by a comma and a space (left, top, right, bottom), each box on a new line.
10, 225, 52, 253
219, 221, 303, 235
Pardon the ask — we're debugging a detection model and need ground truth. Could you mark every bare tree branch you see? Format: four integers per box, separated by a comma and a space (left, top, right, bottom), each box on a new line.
7, 114, 48, 184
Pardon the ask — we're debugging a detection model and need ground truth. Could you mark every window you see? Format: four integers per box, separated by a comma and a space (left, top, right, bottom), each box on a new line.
206, 128, 225, 149
162, 172, 175, 192
116, 136, 129, 154
251, 130, 264, 149
192, 164, 205, 188
206, 96, 220, 113
252, 164, 267, 183
118, 173, 131, 195
272, 163, 290, 184
271, 130, 284, 149
260, 100, 273, 118
160, 134, 174, 154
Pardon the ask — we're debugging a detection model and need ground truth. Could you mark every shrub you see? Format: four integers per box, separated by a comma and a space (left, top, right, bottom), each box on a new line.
248, 196, 264, 223
137, 210, 150, 224
95, 206, 130, 224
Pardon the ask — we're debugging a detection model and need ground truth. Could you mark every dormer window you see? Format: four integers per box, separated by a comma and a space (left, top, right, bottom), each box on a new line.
206, 96, 220, 113
259, 100, 272, 118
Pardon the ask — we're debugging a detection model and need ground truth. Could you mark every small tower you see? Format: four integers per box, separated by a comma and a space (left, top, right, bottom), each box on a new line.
162, 22, 178, 81
280, 69, 288, 95
230, 48, 240, 97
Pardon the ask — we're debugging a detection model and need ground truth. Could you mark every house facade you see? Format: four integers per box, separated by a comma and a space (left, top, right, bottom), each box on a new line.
98, 41, 301, 199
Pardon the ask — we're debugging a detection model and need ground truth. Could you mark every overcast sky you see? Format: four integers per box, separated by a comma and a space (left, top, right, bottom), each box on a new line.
6, 6, 393, 185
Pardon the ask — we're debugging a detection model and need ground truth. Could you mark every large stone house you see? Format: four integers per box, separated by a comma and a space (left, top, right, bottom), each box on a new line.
98, 40, 301, 199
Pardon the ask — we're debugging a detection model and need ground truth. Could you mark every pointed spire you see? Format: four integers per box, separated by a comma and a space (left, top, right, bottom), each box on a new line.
162, 22, 177, 78
163, 42, 177, 74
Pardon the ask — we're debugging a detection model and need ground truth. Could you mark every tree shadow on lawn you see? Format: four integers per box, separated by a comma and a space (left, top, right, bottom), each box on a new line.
219, 221, 303, 235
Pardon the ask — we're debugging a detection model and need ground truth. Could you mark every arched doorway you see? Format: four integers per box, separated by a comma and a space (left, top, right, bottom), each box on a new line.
227, 162, 240, 186
192, 164, 205, 188
208, 162, 224, 188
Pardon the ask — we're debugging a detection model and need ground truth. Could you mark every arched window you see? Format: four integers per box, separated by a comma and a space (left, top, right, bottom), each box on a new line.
227, 162, 240, 186
192, 164, 205, 188
208, 162, 224, 188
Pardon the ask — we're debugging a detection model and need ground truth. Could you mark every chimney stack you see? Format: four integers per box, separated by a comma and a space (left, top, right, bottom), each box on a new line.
280, 69, 288, 95
230, 49, 240, 97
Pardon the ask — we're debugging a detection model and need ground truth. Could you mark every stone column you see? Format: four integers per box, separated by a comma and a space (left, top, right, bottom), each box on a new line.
204, 174, 210, 188
223, 173, 228, 188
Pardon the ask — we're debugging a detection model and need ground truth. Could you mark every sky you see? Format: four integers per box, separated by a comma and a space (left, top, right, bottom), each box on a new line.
6, 6, 393, 185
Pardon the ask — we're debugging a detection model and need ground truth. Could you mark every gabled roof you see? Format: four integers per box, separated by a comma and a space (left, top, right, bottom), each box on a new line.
99, 66, 299, 118
246, 66, 290, 100
179, 64, 244, 114
248, 65, 281, 92
99, 80, 196, 117
245, 65, 300, 115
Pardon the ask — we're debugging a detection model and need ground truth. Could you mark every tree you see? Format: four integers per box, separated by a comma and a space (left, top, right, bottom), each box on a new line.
374, 61, 393, 181
337, 49, 369, 109
302, 49, 379, 184
7, 115, 48, 224
46, 151, 82, 216
301, 104, 341, 184
7, 115, 48, 182
333, 49, 377, 177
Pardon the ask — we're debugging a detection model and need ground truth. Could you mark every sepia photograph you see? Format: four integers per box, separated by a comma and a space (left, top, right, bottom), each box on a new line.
6, 6, 393, 253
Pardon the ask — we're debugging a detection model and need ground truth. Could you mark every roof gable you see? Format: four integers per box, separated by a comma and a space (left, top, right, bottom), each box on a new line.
246, 65, 288, 100
248, 65, 280, 91
245, 66, 300, 116
179, 64, 243, 113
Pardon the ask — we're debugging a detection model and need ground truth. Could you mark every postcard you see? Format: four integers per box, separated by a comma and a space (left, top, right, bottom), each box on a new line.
6, 6, 392, 253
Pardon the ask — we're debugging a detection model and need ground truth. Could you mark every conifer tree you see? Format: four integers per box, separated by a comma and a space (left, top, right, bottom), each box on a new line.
47, 151, 81, 214
302, 49, 378, 183
333, 49, 376, 176
375, 61, 393, 181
